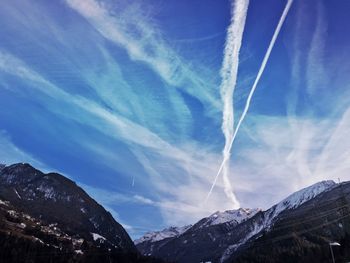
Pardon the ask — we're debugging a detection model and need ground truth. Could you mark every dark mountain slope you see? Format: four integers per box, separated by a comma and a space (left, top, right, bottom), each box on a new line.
0, 163, 134, 251
137, 209, 261, 263
137, 181, 350, 263
230, 181, 350, 263
0, 163, 165, 263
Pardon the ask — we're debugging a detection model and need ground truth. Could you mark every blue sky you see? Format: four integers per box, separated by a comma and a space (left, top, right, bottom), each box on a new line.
1, 0, 350, 238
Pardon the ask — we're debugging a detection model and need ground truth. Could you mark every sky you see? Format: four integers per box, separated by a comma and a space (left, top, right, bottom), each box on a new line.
0, 0, 350, 239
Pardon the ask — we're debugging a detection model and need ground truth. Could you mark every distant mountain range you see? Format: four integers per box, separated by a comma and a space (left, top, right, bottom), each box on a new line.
1, 162, 350, 263
136, 180, 350, 263
0, 163, 164, 263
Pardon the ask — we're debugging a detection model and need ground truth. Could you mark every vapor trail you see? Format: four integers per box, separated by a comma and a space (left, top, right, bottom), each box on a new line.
206, 0, 294, 203
218, 0, 249, 207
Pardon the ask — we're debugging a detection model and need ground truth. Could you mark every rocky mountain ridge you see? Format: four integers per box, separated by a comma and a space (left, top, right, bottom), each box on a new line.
0, 163, 164, 263
136, 180, 350, 263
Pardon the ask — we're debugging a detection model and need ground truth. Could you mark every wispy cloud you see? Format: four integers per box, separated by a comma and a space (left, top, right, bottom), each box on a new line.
0, 51, 189, 160
129, 147, 240, 227
83, 178, 236, 230
284, 0, 347, 188
64, 0, 220, 111
0, 130, 46, 170
1, 0, 349, 238
1, 46, 349, 231
0, 50, 234, 227
1, 0, 217, 143
230, 112, 350, 209
314, 110, 350, 179
78, 49, 194, 141
305, 1, 328, 96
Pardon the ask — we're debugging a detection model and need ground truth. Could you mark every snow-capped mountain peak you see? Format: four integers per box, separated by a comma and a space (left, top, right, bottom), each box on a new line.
135, 208, 261, 245
134, 225, 192, 245
258, 180, 337, 233
202, 208, 261, 227
273, 180, 336, 216
136, 180, 345, 263
220, 180, 338, 258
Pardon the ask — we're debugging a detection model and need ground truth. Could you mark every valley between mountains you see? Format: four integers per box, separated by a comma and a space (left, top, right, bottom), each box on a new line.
0, 163, 349, 263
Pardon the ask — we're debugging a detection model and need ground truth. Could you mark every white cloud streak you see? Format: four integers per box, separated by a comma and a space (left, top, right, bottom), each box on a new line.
3, 0, 348, 235
306, 1, 327, 96
208, 0, 250, 207
0, 51, 188, 162
233, 112, 350, 209
64, 0, 220, 111
286, 0, 332, 185
0, 50, 234, 227
207, 0, 294, 202
0, 131, 46, 170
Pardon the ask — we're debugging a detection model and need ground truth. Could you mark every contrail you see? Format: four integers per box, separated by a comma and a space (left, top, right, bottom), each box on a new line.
219, 0, 249, 207
206, 0, 294, 203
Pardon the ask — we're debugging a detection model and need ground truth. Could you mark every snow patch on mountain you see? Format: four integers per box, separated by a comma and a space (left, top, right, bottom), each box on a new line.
202, 208, 261, 227
91, 232, 106, 241
0, 199, 9, 206
134, 225, 192, 245
36, 185, 56, 200
220, 218, 266, 263
229, 180, 337, 255
265, 180, 336, 229
135, 209, 260, 246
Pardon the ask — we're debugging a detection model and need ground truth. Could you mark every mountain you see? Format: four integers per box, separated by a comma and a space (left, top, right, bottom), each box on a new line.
136, 207, 260, 261
136, 180, 350, 263
231, 181, 350, 263
135, 225, 192, 246
0, 163, 164, 263
3, 162, 349, 262
191, 208, 261, 231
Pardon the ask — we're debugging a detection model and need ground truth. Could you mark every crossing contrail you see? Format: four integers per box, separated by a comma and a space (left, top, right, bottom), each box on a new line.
206, 0, 294, 204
